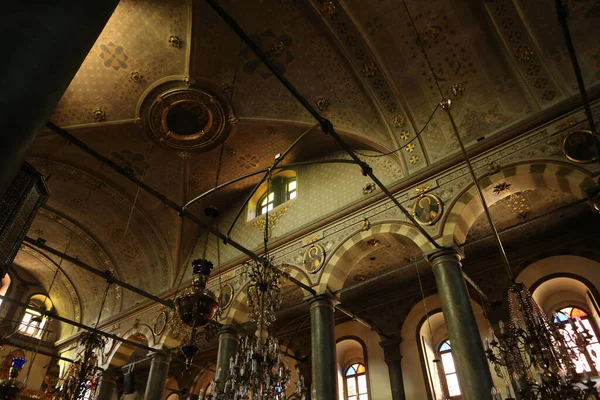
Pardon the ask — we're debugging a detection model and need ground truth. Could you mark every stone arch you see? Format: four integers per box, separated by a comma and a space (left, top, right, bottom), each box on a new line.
440, 161, 594, 247
318, 222, 436, 293
220, 263, 311, 324
105, 327, 154, 368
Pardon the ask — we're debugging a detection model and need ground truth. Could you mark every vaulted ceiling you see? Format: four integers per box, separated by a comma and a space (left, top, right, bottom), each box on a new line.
18, 0, 600, 335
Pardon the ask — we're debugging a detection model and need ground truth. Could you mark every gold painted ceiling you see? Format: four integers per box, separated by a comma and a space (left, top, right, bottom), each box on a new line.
19, 0, 600, 339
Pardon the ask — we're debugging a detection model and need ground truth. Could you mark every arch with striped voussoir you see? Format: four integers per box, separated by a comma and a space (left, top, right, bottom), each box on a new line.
104, 325, 155, 369
219, 262, 312, 324
440, 162, 595, 247
317, 222, 437, 293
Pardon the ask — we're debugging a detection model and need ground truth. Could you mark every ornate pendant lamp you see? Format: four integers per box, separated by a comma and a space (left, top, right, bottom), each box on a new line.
0, 356, 27, 400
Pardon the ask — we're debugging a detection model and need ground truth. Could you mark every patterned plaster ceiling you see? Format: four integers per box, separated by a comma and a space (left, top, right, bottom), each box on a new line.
16, 0, 600, 335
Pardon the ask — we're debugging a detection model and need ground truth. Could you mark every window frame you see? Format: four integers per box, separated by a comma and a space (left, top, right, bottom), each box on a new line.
18, 307, 48, 339
255, 176, 297, 217
437, 340, 462, 399
343, 362, 369, 400
553, 305, 600, 376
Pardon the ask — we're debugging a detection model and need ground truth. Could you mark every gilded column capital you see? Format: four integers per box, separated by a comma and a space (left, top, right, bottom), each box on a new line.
307, 291, 339, 311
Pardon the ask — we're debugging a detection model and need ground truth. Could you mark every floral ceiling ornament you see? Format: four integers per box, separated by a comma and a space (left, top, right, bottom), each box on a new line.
400, 130, 411, 141
93, 108, 106, 122
493, 182, 512, 194
321, 1, 337, 18
363, 182, 377, 195
129, 71, 142, 83
315, 96, 330, 111
270, 40, 287, 56
415, 184, 432, 195
409, 155, 420, 164
361, 62, 378, 78
405, 143, 415, 152
361, 217, 371, 232
515, 46, 534, 63
237, 154, 259, 169
451, 82, 466, 97
391, 113, 406, 128
169, 35, 181, 48
98, 42, 128, 70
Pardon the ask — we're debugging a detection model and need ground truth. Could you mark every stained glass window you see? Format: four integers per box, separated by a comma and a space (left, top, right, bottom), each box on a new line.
554, 306, 600, 374
344, 363, 368, 400
438, 340, 461, 398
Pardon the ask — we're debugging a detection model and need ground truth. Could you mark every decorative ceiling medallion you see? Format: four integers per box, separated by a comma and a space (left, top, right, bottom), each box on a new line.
169, 35, 181, 48
363, 182, 376, 194
493, 182, 512, 194
451, 82, 465, 97
409, 155, 420, 164
562, 130, 598, 164
147, 88, 232, 151
217, 283, 234, 310
129, 71, 142, 83
391, 114, 406, 128
412, 193, 443, 226
315, 96, 330, 111
303, 243, 326, 274
400, 130, 410, 141
93, 108, 106, 122
515, 46, 534, 63
361, 62, 378, 78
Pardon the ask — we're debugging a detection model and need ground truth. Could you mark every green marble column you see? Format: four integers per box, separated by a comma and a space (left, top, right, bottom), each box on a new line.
310, 294, 337, 400
95, 370, 117, 400
0, 1, 120, 196
143, 352, 171, 400
427, 248, 493, 400
379, 336, 405, 400
215, 324, 239, 391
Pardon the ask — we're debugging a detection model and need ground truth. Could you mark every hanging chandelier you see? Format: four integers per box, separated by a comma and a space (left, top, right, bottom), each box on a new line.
206, 174, 306, 400
486, 283, 600, 399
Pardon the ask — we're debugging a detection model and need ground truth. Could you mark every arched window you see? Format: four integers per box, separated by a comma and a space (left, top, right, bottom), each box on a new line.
553, 306, 600, 374
256, 175, 297, 217
0, 274, 11, 309
344, 363, 368, 400
18, 295, 52, 339
438, 340, 461, 398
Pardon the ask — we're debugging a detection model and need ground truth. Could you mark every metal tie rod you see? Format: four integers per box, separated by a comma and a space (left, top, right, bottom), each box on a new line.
204, 0, 441, 249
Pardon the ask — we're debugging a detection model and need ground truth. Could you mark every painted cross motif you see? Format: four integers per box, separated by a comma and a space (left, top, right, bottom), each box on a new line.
99, 42, 128, 71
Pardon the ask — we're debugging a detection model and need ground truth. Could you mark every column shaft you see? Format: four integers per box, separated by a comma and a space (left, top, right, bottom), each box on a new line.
215, 325, 239, 391
379, 337, 405, 400
427, 248, 493, 400
1, 2, 120, 196
143, 352, 171, 400
95, 370, 117, 400
310, 295, 337, 400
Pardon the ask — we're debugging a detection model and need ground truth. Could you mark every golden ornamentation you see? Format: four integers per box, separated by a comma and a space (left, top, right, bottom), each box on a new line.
507, 192, 529, 219
392, 114, 406, 128
400, 130, 411, 141
493, 182, 512, 194
321, 1, 337, 18
363, 182, 376, 194
270, 40, 287, 56
412, 194, 443, 226
415, 185, 431, 195
366, 238, 380, 247
304, 243, 326, 274
315, 96, 330, 111
305, 235, 319, 245
169, 35, 181, 48
178, 151, 190, 159
405, 143, 415, 152
93, 108, 106, 122
361, 217, 371, 232
515, 46, 534, 63
487, 161, 502, 175
250, 204, 291, 238
409, 155, 419, 164
451, 82, 465, 97
361, 62, 378, 78
228, 113, 239, 125
184, 75, 195, 86
129, 71, 142, 83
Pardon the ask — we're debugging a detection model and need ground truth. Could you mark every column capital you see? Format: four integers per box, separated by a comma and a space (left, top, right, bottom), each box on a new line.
148, 350, 171, 366
379, 335, 402, 364
425, 247, 463, 268
218, 323, 241, 341
306, 291, 339, 310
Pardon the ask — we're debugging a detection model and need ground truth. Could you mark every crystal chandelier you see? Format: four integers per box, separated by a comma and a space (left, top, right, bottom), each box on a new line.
206, 174, 306, 400
486, 283, 600, 399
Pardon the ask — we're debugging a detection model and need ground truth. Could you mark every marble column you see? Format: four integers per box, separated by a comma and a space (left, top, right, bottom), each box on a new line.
0, 1, 120, 196
95, 370, 117, 400
215, 324, 239, 391
143, 351, 171, 400
427, 248, 493, 400
379, 336, 405, 400
310, 294, 337, 400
